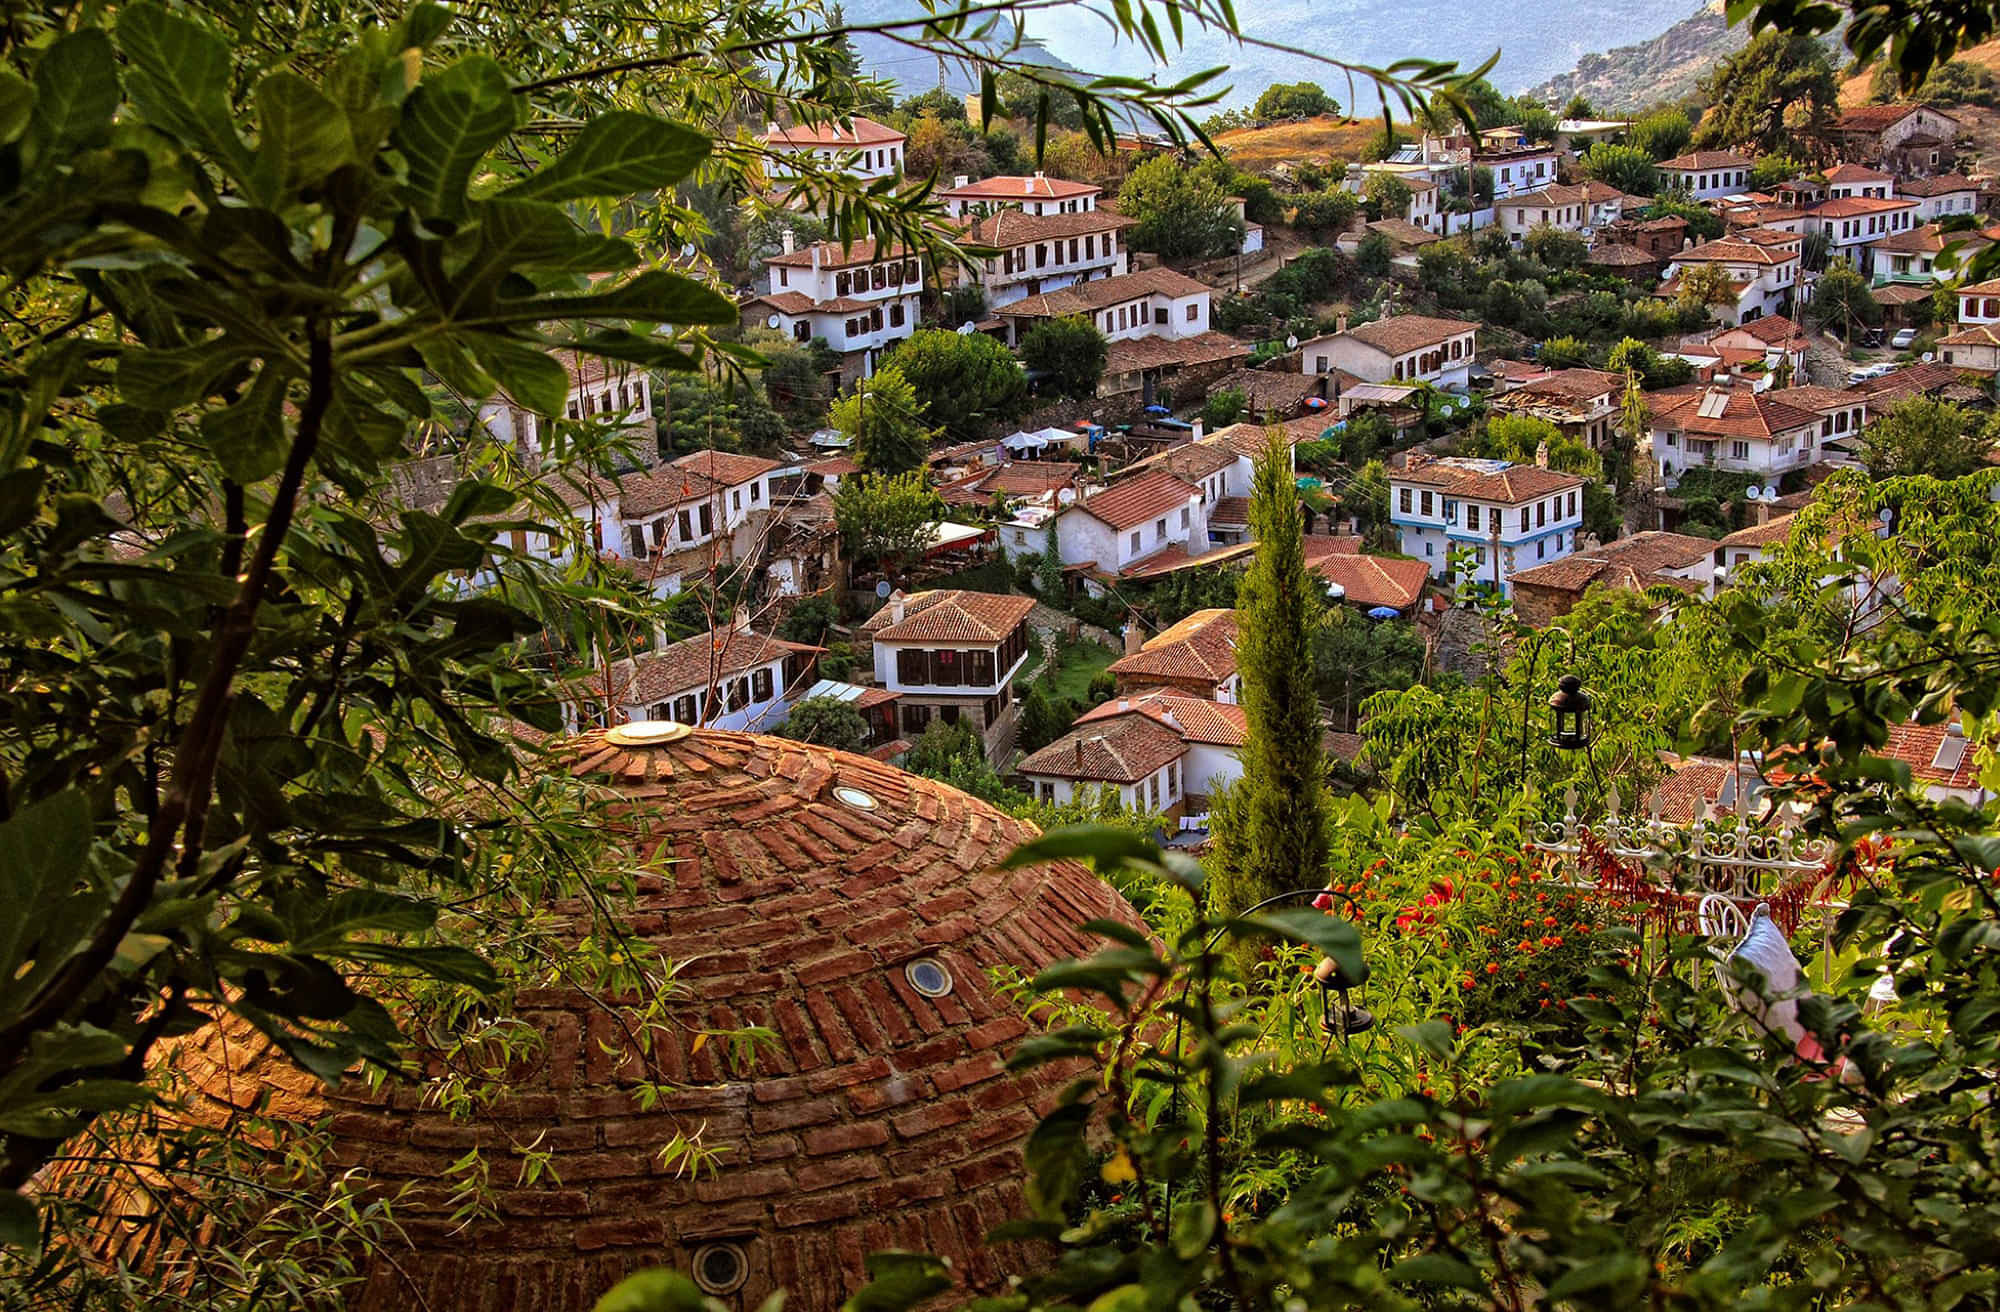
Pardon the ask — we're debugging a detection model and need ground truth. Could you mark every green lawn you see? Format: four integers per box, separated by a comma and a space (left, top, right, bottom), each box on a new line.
1040, 639, 1118, 704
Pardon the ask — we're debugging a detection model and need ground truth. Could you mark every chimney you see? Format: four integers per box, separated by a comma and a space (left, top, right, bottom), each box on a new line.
1755, 499, 1771, 526
1024, 175, 1036, 194
766, 120, 781, 138
732, 604, 751, 633
780, 227, 796, 255
953, 174, 970, 190
889, 590, 907, 624
1117, 698, 1130, 712
810, 242, 821, 273
1534, 439, 1550, 469
1337, 313, 1349, 334
1123, 621, 1145, 655
1191, 418, 1205, 444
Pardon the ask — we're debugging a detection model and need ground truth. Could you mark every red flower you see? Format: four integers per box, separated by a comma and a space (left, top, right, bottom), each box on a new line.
1543, 916, 1558, 927
1507, 875, 1521, 888
1517, 940, 1535, 954
1484, 962, 1500, 975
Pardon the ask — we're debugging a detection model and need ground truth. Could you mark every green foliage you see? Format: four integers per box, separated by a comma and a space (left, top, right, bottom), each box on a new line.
772, 696, 869, 751
662, 373, 787, 455
833, 366, 936, 475
1314, 606, 1424, 726
1536, 334, 1592, 369
1253, 81, 1337, 121
832, 471, 943, 571
898, 86, 967, 121
901, 718, 1016, 805
1210, 431, 1328, 922
1626, 107, 1693, 161
1749, 151, 1810, 190
1018, 681, 1079, 753
1692, 29, 1837, 155
882, 329, 1028, 436
1201, 386, 1247, 430
1578, 142, 1658, 196
1857, 396, 1998, 480
1117, 154, 1245, 260
1523, 226, 1588, 273
1021, 316, 1109, 401
761, 336, 840, 427
1607, 336, 1694, 389
1805, 257, 1880, 342
1869, 55, 2000, 105
1361, 173, 1412, 223
1640, 193, 1724, 242
0, 0, 746, 1233
1354, 228, 1393, 276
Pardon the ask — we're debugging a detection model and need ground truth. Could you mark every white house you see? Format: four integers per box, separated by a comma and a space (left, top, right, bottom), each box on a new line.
1387, 456, 1587, 597
602, 619, 820, 731
741, 234, 922, 383
477, 354, 656, 468
1045, 470, 1208, 574
1298, 314, 1478, 388
939, 171, 1101, 218
1487, 368, 1623, 450
1017, 689, 1247, 818
1956, 277, 2000, 327
1868, 222, 1992, 284
609, 451, 781, 596
1645, 385, 1820, 486
1658, 231, 1801, 326
1476, 138, 1562, 200
1824, 162, 1897, 199
861, 589, 1035, 758
1830, 102, 1962, 171
993, 266, 1212, 348
1937, 322, 2000, 372
762, 115, 905, 181
1107, 608, 1240, 702
1898, 172, 1981, 221
1804, 194, 1919, 276
1656, 150, 1753, 200
961, 208, 1134, 309
1764, 385, 1869, 451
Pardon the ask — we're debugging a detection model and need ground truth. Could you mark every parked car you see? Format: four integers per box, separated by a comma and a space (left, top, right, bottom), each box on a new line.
1891, 328, 1919, 350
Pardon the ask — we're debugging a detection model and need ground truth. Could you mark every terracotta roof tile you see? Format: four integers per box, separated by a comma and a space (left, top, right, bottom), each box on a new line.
1121, 440, 1237, 483
763, 114, 905, 147
1107, 609, 1238, 687
1897, 172, 1977, 196
1808, 195, 1916, 218
962, 208, 1135, 246
1335, 314, 1479, 357
1647, 386, 1818, 440
862, 589, 1035, 643
605, 626, 817, 706
1392, 459, 1584, 504
996, 267, 1211, 320
1017, 712, 1188, 782
1074, 689, 1248, 747
1301, 539, 1430, 610
1825, 162, 1893, 183
1507, 531, 1713, 595
1073, 470, 1199, 531
1881, 720, 1980, 788
942, 174, 1101, 202
672, 450, 780, 486
1835, 102, 1956, 134
765, 238, 916, 269
1104, 332, 1248, 373
1658, 150, 1754, 170
1718, 512, 1796, 549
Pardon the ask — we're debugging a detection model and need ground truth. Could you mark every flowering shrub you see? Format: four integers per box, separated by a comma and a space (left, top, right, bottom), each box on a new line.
1448, 858, 1629, 1035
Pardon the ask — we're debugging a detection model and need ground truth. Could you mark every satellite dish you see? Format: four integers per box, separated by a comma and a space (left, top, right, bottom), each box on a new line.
1922, 351, 1936, 363
875, 580, 894, 599
682, 242, 697, 259
1761, 483, 1777, 502
766, 314, 782, 329
956, 321, 976, 335
1744, 485, 1761, 502
1286, 335, 1300, 350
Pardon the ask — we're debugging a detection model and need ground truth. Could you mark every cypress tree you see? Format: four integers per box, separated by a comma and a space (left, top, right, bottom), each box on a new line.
1211, 427, 1329, 920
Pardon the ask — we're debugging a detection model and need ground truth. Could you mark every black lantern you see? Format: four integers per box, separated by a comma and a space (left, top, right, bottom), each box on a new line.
1313, 955, 1375, 1039
1547, 673, 1592, 751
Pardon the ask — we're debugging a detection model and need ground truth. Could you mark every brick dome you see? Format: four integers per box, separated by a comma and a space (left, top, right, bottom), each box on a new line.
150, 726, 1144, 1310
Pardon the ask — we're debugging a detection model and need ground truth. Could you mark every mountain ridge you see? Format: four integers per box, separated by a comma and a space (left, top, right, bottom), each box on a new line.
1526, 3, 1745, 110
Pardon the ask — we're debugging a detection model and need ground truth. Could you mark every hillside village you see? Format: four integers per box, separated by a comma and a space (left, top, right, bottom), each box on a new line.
18, 5, 2000, 1309
419, 50, 2000, 823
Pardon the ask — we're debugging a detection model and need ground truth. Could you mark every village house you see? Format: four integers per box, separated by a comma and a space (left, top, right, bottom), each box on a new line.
1937, 323, 2000, 373
600, 618, 820, 731
1825, 162, 1896, 199
1656, 150, 1753, 200
1869, 221, 1992, 284
937, 460, 1084, 515
1764, 385, 1870, 452
1107, 608, 1240, 702
861, 589, 1036, 760
992, 266, 1212, 348
1714, 512, 1797, 574
1387, 456, 1587, 597
1302, 537, 1432, 614
1658, 231, 1802, 325
1297, 314, 1479, 388
1099, 332, 1253, 405
938, 171, 1100, 218
1680, 313, 1811, 385
477, 355, 654, 468
1475, 136, 1562, 200
1487, 367, 1623, 450
1599, 214, 1688, 257
1804, 193, 1919, 276
609, 451, 783, 595
1496, 181, 1630, 240
1507, 530, 1718, 623
1017, 689, 1247, 818
1956, 277, 2000, 328
960, 208, 1134, 309
1828, 102, 1961, 173
740, 234, 923, 383
1646, 385, 1820, 485
1897, 172, 1981, 220
1879, 720, 1990, 806
1031, 470, 1210, 578
761, 115, 905, 182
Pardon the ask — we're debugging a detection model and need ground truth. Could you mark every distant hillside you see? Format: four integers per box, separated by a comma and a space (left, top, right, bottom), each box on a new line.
1528, 3, 1746, 111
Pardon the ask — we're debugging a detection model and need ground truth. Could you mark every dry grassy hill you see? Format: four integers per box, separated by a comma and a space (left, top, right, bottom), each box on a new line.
1213, 115, 1390, 170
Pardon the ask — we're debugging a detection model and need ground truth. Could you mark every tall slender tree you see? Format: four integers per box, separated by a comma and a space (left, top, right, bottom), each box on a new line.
1210, 429, 1328, 921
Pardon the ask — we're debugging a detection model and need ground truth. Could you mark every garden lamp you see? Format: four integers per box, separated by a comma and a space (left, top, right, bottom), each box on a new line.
1313, 954, 1375, 1038
1547, 673, 1592, 752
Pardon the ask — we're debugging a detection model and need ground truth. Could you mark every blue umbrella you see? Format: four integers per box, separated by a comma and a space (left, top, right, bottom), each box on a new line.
1367, 606, 1401, 620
